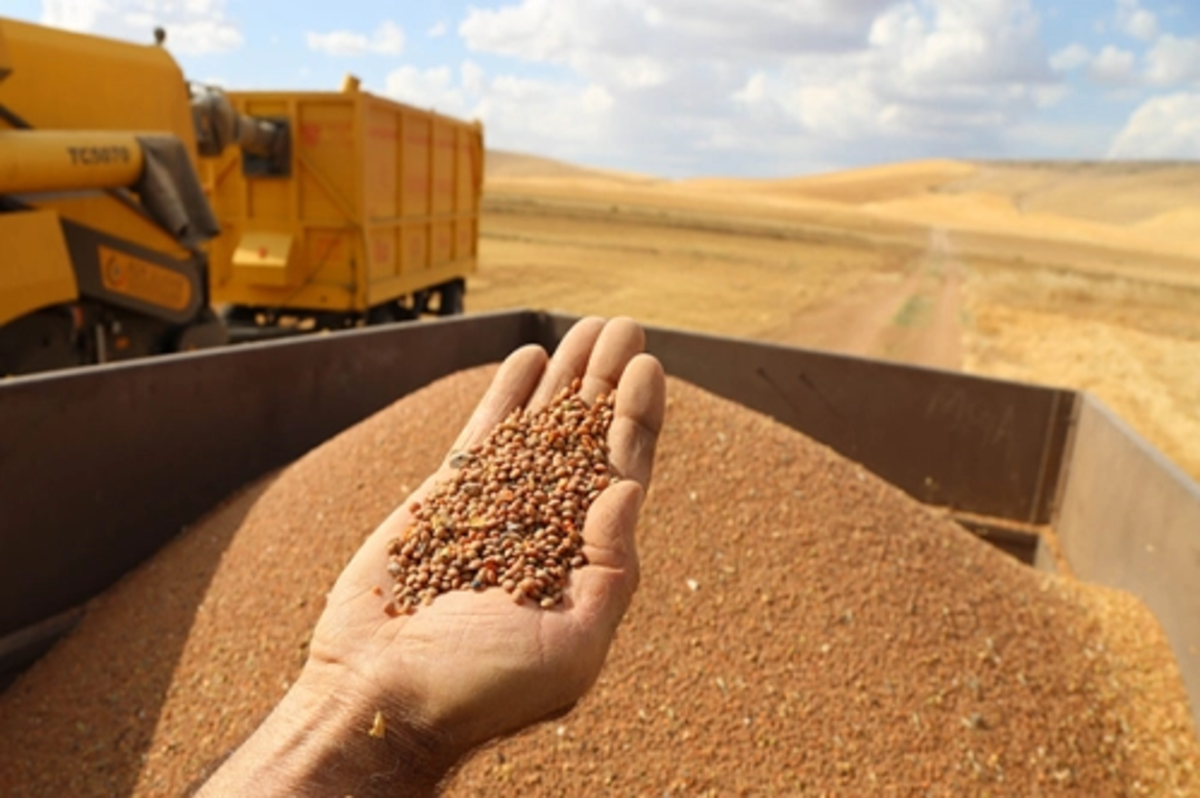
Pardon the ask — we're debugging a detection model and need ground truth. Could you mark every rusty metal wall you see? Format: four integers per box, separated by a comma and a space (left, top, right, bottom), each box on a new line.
0, 311, 531, 640
1054, 395, 1200, 728
0, 309, 1079, 643
4, 309, 1195, 729
620, 320, 1076, 524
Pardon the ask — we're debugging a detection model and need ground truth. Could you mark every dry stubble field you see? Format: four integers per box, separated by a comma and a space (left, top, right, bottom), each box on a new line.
469, 153, 1200, 485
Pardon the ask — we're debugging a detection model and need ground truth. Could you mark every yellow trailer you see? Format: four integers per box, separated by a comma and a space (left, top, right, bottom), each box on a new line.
204, 81, 484, 326
0, 16, 484, 375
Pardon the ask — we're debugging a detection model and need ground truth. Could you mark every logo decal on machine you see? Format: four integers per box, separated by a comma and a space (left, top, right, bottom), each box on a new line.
98, 245, 192, 311
67, 146, 132, 166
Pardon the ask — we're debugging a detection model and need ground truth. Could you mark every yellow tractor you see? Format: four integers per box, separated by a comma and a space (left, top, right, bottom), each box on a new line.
0, 18, 483, 376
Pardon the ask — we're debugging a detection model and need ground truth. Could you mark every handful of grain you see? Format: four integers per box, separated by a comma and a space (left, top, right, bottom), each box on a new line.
385, 378, 616, 612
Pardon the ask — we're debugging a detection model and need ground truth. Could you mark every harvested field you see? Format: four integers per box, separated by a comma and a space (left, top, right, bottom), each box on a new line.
1, 368, 1196, 795
473, 153, 1200, 484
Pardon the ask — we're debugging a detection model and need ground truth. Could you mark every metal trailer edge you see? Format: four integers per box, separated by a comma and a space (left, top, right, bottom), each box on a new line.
0, 309, 1196, 728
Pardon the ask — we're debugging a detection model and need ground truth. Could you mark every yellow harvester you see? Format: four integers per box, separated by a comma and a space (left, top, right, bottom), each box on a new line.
0, 18, 484, 375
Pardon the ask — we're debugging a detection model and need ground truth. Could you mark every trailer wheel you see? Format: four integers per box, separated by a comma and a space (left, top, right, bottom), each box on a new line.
391, 300, 418, 322
437, 279, 465, 316
222, 305, 259, 325
0, 307, 85, 376
412, 289, 432, 316
313, 312, 356, 330
366, 304, 397, 326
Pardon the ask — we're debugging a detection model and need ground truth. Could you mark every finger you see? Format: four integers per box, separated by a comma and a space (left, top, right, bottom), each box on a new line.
532, 701, 579, 727
572, 480, 644, 631
580, 479, 643, 572
528, 316, 606, 411
607, 354, 666, 489
579, 317, 646, 404
449, 344, 548, 456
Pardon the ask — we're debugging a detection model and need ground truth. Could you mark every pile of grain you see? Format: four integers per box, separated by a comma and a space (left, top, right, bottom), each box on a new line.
0, 368, 1196, 796
0, 366, 493, 797
448, 383, 1200, 795
386, 379, 615, 612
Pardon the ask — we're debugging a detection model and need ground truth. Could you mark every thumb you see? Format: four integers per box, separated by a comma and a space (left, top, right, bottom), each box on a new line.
571, 480, 644, 634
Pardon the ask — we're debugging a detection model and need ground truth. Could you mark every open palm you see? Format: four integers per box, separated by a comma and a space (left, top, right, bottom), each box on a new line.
305, 317, 665, 757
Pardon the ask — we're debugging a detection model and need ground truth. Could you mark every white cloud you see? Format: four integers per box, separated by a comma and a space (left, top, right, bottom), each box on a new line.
44, 1, 1131, 176
1050, 43, 1090, 72
459, 0, 895, 63
472, 74, 615, 159
782, 0, 1060, 146
372, 20, 405, 54
452, 0, 1064, 175
732, 72, 768, 106
1108, 92, 1200, 158
385, 66, 463, 113
613, 56, 671, 89
382, 61, 616, 164
1031, 84, 1069, 108
1115, 0, 1158, 41
1089, 44, 1138, 85
41, 0, 105, 30
41, 0, 243, 54
306, 20, 405, 57
461, 60, 485, 95
580, 84, 615, 115
867, 2, 1050, 86
1144, 34, 1200, 85
1063, 19, 1200, 90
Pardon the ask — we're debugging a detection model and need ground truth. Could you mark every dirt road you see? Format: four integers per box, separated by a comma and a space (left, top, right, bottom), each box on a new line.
470, 155, 1200, 483
768, 227, 964, 370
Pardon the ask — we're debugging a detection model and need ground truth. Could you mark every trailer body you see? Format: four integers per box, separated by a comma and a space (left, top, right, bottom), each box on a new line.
0, 16, 483, 377
203, 88, 483, 320
0, 311, 1196, 727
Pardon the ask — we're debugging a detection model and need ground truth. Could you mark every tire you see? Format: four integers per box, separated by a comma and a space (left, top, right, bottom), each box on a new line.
0, 307, 84, 376
437, 279, 465, 317
391, 301, 418, 322
221, 305, 259, 325
412, 289, 432, 316
365, 304, 397, 326
313, 312, 356, 330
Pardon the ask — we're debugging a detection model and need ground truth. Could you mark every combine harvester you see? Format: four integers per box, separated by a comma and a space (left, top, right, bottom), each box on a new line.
0, 17, 483, 375
0, 21, 1197, 735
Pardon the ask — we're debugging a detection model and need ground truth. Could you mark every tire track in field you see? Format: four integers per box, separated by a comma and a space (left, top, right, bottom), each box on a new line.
769, 227, 964, 371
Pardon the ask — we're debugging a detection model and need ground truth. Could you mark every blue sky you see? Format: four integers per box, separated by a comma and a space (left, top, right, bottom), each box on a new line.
6, 0, 1200, 177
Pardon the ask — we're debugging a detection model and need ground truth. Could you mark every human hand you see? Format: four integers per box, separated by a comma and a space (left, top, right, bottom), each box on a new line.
300, 317, 664, 783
